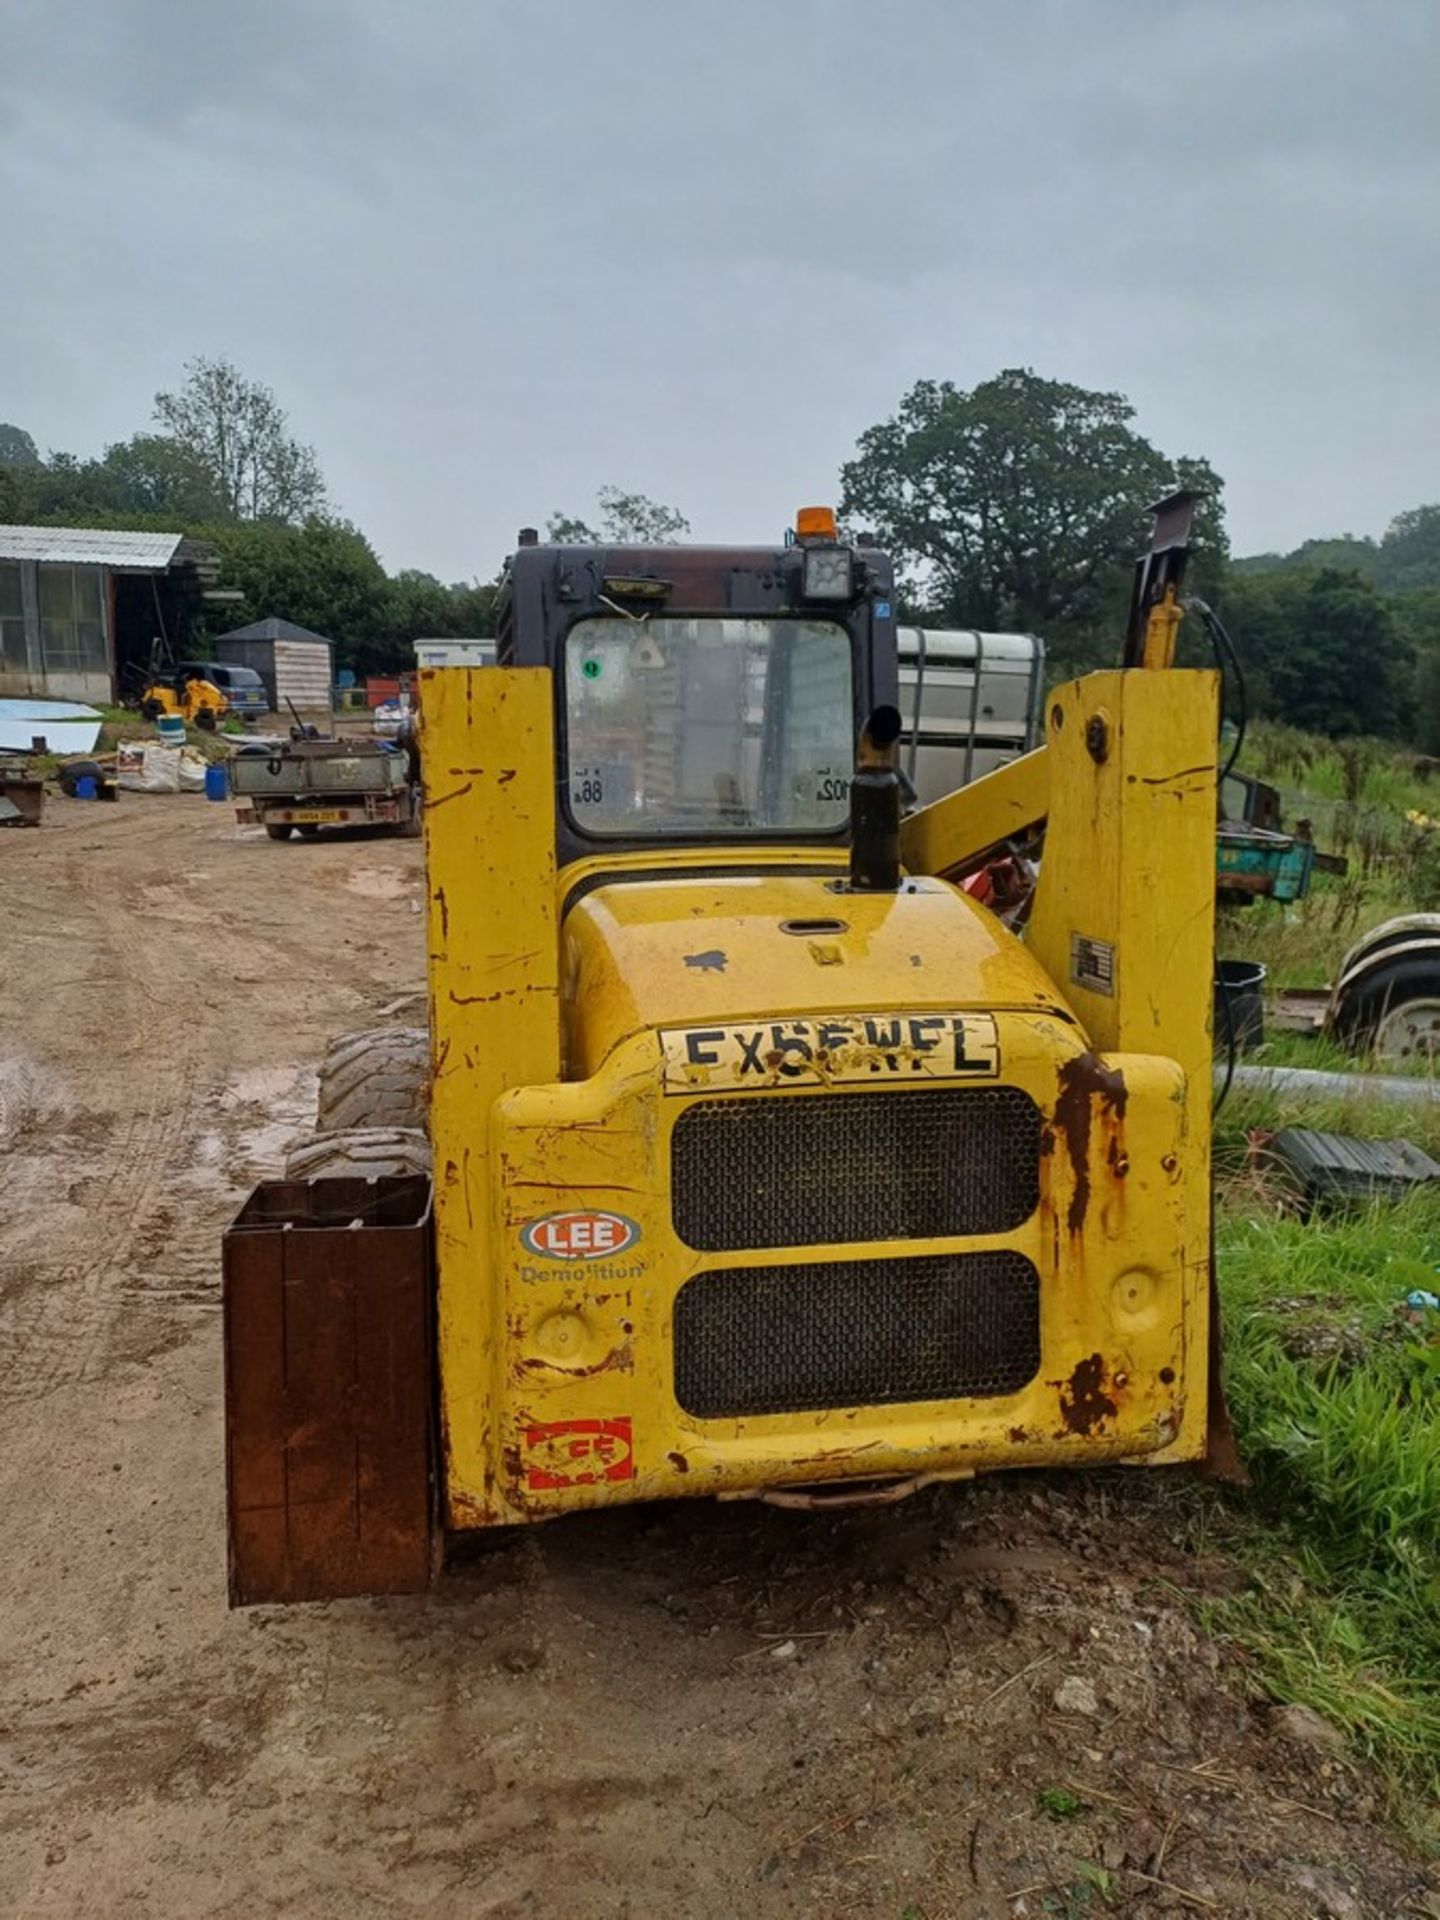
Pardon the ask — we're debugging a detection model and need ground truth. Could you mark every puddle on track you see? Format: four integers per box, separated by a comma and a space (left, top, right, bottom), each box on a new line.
202, 1063, 318, 1187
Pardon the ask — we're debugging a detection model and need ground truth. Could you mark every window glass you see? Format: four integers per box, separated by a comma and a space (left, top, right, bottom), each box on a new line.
0, 563, 24, 671
38, 566, 107, 672
564, 617, 853, 836
74, 569, 103, 619
74, 619, 106, 668
39, 567, 73, 619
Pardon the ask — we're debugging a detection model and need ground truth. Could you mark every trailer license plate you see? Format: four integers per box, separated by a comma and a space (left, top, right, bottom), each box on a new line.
291, 809, 344, 823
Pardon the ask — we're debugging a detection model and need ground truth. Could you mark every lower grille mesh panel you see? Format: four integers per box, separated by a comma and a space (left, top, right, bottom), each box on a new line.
673, 1250, 1040, 1418
671, 1086, 1041, 1251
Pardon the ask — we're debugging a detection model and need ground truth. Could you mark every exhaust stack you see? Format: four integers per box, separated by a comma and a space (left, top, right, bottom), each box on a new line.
849, 704, 903, 892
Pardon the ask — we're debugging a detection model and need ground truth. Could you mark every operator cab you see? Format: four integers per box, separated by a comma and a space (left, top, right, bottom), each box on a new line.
495, 508, 898, 874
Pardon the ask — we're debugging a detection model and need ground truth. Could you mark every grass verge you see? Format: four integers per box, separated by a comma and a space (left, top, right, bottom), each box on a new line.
1209, 1194, 1440, 1845
1198, 724, 1440, 1841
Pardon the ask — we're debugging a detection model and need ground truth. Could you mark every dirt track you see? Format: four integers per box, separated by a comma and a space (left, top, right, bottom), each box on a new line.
1, 797, 1436, 1919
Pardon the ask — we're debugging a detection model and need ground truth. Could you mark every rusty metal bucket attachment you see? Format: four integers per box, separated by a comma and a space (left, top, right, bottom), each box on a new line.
222, 1174, 437, 1605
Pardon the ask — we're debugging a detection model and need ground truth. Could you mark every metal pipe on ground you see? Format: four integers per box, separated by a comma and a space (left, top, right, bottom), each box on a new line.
1223, 1064, 1440, 1106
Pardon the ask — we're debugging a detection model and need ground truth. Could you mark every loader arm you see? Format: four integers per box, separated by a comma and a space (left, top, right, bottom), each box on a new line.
899, 742, 1050, 883
901, 491, 1243, 1478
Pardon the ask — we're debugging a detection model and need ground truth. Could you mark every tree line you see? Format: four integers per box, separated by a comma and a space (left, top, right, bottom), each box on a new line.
0, 359, 496, 677
1224, 510, 1440, 746
2, 358, 1435, 743
835, 369, 1433, 746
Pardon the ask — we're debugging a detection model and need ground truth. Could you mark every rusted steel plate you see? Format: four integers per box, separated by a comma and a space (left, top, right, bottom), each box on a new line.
223, 1175, 436, 1605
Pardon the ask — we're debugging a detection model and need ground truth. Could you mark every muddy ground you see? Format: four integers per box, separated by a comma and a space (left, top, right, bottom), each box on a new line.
1, 796, 1436, 1919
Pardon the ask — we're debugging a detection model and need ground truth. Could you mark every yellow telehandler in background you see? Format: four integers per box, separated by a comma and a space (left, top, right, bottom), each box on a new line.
222, 496, 1235, 1604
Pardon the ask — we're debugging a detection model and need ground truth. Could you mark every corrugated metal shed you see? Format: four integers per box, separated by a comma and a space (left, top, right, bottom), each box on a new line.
0, 525, 184, 569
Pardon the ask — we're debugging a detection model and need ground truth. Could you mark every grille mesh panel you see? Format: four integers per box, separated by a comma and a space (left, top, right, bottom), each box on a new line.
671, 1087, 1040, 1251
673, 1250, 1040, 1418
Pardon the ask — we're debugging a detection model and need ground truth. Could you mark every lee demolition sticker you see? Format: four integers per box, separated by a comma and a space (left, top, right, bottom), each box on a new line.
660, 1010, 1001, 1093
523, 1417, 634, 1490
520, 1209, 641, 1261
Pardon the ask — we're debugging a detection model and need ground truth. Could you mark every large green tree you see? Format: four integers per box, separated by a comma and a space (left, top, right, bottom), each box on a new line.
154, 356, 326, 523
839, 368, 1226, 668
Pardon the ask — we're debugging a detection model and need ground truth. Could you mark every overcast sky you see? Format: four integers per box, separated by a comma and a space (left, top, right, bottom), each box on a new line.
3, 0, 1436, 580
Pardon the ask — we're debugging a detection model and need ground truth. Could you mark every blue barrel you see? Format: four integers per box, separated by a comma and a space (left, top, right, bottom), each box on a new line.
156, 713, 186, 746
204, 761, 229, 803
75, 775, 97, 800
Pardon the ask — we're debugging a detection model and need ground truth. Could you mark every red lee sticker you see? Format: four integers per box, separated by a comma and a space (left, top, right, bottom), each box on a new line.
520, 1209, 641, 1261
523, 1417, 634, 1490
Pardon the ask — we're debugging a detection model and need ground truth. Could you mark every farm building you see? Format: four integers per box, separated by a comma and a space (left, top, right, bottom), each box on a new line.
212, 617, 334, 715
0, 525, 217, 705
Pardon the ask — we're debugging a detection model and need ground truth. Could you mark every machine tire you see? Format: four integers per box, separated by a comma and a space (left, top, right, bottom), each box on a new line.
140, 697, 164, 720
195, 706, 218, 732
1329, 913, 1440, 1061
1332, 953, 1440, 1062
265, 823, 293, 841
285, 1126, 432, 1181
58, 759, 104, 797
316, 1026, 429, 1134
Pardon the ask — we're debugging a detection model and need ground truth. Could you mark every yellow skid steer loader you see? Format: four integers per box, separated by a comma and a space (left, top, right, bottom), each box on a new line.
221, 497, 1236, 1604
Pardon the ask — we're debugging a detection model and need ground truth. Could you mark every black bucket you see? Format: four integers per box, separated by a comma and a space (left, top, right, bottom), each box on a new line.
1215, 959, 1267, 1053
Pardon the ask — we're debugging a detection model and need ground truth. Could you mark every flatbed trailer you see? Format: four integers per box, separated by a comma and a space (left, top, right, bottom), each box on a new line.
231, 736, 419, 841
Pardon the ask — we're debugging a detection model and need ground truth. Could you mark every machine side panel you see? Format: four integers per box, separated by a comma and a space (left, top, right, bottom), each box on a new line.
421, 666, 562, 1525
1026, 667, 1218, 1464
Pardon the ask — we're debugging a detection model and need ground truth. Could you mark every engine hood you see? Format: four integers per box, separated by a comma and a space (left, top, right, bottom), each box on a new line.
560, 869, 1076, 1079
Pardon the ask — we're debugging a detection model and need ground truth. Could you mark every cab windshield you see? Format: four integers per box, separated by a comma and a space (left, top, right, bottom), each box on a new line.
564, 616, 853, 836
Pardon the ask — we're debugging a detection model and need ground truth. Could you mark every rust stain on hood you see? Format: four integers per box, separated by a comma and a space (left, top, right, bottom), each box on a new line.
1053, 1052, 1128, 1233
1058, 1353, 1119, 1435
